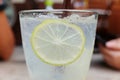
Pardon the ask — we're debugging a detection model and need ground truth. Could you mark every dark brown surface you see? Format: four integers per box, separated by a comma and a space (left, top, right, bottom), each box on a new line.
108, 4, 120, 35
12, 0, 40, 45
12, 0, 120, 45
89, 0, 120, 35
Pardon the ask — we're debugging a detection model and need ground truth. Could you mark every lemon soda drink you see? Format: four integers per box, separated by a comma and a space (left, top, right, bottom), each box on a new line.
19, 10, 98, 80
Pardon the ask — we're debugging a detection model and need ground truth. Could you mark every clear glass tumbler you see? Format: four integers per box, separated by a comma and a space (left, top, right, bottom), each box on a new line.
19, 10, 98, 80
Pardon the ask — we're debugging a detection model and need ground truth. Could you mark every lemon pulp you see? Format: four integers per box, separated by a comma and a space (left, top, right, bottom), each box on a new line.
31, 19, 85, 66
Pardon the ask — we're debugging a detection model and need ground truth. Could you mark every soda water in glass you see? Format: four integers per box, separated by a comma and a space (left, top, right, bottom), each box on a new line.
19, 10, 98, 80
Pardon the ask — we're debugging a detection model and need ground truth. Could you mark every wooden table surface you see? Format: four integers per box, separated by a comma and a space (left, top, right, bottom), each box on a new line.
0, 46, 120, 80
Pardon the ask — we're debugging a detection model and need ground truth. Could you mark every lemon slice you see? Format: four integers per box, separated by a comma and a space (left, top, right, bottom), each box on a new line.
31, 19, 85, 66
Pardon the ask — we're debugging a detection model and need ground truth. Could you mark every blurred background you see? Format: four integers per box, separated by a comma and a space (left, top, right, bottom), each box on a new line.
0, 0, 120, 80
9, 0, 120, 45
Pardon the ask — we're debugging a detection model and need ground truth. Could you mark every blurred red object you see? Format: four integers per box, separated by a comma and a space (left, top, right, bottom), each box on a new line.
0, 11, 15, 61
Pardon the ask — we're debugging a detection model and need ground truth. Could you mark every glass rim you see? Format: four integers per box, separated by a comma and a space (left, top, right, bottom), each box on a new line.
19, 9, 98, 15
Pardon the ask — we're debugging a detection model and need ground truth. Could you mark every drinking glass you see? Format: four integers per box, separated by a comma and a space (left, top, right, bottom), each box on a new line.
19, 9, 98, 80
